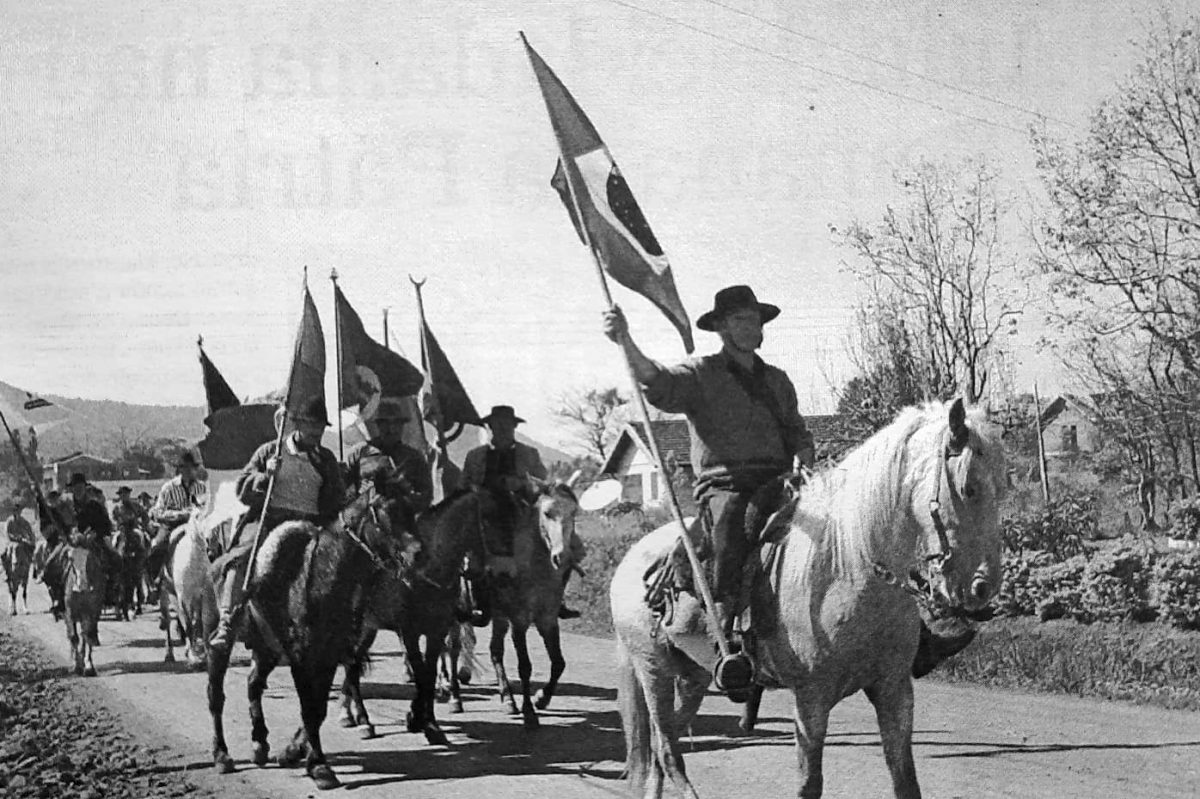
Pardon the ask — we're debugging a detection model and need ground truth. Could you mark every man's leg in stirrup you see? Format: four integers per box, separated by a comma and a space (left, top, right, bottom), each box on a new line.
706, 490, 755, 699
210, 555, 249, 650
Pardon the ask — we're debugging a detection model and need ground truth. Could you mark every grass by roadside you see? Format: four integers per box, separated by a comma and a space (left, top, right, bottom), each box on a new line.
563, 511, 1200, 712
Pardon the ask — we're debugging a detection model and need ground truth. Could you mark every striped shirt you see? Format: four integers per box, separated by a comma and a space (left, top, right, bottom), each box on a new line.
151, 476, 209, 526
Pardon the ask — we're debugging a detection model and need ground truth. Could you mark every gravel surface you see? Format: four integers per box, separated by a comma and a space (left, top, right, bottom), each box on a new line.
0, 622, 215, 799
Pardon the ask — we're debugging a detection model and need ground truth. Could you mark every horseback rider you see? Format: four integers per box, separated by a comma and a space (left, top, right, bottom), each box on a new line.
343, 396, 433, 520
42, 473, 119, 617
604, 286, 815, 693
461, 405, 585, 622
112, 485, 150, 537
208, 398, 345, 650
145, 453, 209, 585
6, 498, 36, 550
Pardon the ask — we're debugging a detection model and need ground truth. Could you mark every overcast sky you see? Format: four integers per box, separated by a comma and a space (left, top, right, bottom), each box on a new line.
1, 1, 1191, 451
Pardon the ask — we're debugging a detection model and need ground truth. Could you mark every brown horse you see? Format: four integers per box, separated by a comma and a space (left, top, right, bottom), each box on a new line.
2, 541, 34, 615
484, 479, 580, 729
338, 487, 497, 744
206, 484, 401, 791
62, 540, 106, 677
111, 526, 147, 621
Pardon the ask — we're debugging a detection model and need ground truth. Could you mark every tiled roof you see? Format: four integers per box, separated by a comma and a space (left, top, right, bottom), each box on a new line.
629, 420, 691, 463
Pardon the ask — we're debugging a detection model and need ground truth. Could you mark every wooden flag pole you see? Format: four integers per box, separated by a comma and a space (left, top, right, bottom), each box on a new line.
0, 408, 63, 541
409, 275, 451, 461
242, 273, 307, 593
520, 32, 729, 660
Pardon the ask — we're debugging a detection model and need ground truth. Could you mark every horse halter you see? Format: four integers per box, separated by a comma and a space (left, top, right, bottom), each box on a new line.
338, 486, 390, 574
926, 426, 967, 576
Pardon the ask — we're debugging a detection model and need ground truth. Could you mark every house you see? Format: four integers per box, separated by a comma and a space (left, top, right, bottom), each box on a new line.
42, 452, 124, 492
600, 419, 692, 507
600, 412, 850, 507
1039, 395, 1101, 456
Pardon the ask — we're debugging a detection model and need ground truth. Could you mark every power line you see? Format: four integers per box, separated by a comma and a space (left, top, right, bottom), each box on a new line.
699, 0, 1077, 129
599, 0, 1039, 136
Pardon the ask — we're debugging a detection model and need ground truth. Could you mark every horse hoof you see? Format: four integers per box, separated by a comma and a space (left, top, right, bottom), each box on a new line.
338, 712, 356, 728
450, 700, 464, 714
435, 687, 449, 703
73, 664, 83, 676
423, 724, 449, 746
84, 666, 97, 677
359, 724, 376, 740
310, 763, 341, 791
522, 711, 540, 731
251, 742, 270, 767
457, 668, 472, 685
405, 711, 422, 734
534, 690, 551, 711
214, 752, 235, 774
163, 652, 175, 663
278, 744, 305, 768
506, 703, 520, 717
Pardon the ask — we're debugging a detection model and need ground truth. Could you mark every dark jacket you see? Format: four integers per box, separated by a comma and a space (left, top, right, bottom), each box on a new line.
236, 437, 346, 526
344, 440, 433, 513
71, 493, 113, 540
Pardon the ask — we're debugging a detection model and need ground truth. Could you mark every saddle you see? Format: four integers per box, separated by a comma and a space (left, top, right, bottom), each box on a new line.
644, 474, 802, 638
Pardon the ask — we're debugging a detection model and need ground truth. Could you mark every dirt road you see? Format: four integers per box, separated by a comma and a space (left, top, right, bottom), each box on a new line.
8, 586, 1200, 798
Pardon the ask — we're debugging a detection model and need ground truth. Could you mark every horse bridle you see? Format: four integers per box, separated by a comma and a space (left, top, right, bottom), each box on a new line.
338, 486, 392, 574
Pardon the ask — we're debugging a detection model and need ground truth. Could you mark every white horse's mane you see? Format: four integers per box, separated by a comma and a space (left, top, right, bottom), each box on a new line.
792, 401, 1004, 581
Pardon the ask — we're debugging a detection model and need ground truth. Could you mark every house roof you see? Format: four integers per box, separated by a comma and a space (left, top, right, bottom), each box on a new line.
47, 451, 113, 466
600, 419, 691, 476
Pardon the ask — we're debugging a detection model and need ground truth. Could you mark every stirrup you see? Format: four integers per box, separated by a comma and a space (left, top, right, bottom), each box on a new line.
713, 649, 755, 699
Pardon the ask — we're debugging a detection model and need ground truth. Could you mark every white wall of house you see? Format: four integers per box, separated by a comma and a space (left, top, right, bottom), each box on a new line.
624, 446, 667, 506
1044, 406, 1100, 455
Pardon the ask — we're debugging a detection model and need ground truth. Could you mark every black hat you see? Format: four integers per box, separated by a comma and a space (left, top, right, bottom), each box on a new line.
695, 285, 780, 332
481, 405, 525, 426
137, 491, 152, 501
176, 452, 199, 469
116, 485, 132, 496
67, 472, 88, 488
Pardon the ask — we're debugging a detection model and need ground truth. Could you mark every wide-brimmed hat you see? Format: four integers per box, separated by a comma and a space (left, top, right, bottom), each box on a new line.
375, 396, 410, 421
137, 491, 152, 501
289, 397, 331, 426
175, 452, 199, 469
67, 472, 88, 488
481, 405, 525, 426
696, 285, 780, 332
116, 485, 132, 496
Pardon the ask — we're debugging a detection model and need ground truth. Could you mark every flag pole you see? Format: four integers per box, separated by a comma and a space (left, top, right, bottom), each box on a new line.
410, 276, 450, 459
520, 33, 729, 660
242, 272, 307, 594
330, 268, 344, 461
0, 407, 62, 540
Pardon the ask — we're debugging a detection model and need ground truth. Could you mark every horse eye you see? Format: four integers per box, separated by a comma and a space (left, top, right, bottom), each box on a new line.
963, 484, 977, 500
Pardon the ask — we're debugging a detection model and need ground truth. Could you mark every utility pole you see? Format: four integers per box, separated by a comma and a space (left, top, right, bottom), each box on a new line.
1033, 382, 1051, 504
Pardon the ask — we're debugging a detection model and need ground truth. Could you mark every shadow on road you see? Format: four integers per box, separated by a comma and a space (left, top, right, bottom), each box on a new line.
926, 739, 1200, 759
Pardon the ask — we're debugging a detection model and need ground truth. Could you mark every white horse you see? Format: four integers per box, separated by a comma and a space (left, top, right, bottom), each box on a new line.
611, 399, 1006, 799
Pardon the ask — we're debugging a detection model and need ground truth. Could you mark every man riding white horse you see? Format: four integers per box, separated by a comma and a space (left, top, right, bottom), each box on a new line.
461, 404, 586, 622
145, 453, 209, 586
208, 398, 345, 650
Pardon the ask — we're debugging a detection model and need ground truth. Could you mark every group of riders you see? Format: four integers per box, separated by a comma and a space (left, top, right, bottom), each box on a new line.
18, 390, 587, 653
9, 283, 971, 698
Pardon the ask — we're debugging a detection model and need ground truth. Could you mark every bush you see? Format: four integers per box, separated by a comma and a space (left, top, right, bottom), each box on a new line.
1001, 491, 1096, 560
1168, 498, 1200, 542
1078, 544, 1156, 623
1151, 550, 1200, 631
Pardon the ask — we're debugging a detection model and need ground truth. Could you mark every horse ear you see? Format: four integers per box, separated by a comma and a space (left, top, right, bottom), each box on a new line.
948, 397, 969, 452
565, 469, 583, 489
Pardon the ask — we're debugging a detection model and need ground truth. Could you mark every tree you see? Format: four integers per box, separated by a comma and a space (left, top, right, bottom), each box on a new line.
833, 159, 1021, 423
553, 386, 628, 461
1034, 16, 1200, 376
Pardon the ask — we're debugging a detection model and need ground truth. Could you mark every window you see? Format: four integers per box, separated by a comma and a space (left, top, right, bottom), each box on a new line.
649, 473, 660, 501
1062, 425, 1078, 452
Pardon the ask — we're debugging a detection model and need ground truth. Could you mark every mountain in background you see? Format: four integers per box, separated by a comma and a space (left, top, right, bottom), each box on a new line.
30, 395, 572, 467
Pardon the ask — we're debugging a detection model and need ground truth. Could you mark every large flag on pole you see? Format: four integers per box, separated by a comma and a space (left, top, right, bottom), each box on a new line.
286, 286, 329, 423
524, 36, 694, 354
199, 340, 240, 417
334, 285, 426, 420
418, 319, 481, 435
0, 380, 72, 431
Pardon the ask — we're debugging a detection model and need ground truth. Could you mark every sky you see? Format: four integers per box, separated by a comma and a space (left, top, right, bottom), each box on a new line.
0, 0, 1193, 453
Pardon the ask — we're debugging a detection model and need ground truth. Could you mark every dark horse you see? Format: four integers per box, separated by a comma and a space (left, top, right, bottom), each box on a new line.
206, 484, 401, 791
62, 538, 106, 677
111, 524, 147, 621
339, 487, 496, 744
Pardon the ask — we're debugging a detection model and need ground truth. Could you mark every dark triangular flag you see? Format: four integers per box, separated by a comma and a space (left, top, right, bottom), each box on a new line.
335, 285, 426, 418
199, 342, 241, 418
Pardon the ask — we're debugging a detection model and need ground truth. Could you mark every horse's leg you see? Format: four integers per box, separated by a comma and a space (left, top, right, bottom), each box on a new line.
401, 630, 427, 733
208, 641, 235, 774
616, 635, 654, 797
865, 677, 921, 799
672, 650, 712, 739
510, 622, 539, 730
82, 600, 98, 676
533, 619, 565, 711
65, 614, 83, 676
419, 633, 450, 745
446, 627, 464, 713
160, 585, 176, 663
489, 618, 518, 715
339, 631, 377, 739
247, 648, 279, 767
292, 661, 341, 790
791, 691, 832, 799
738, 685, 766, 735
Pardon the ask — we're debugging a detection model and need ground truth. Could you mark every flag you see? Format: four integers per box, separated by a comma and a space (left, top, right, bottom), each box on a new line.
196, 404, 278, 470
524, 36, 694, 354
334, 285, 426, 420
198, 343, 241, 418
0, 380, 71, 431
285, 287, 328, 423
419, 318, 481, 433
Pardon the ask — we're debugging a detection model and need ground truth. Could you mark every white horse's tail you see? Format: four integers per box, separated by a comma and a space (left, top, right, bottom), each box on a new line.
616, 633, 652, 793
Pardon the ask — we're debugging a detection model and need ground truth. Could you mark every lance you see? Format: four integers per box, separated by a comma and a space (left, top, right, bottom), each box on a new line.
0, 407, 63, 541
